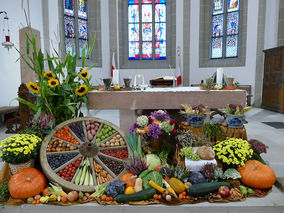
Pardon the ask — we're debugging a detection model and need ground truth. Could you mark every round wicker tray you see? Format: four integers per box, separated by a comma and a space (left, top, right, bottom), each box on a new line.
40, 117, 131, 192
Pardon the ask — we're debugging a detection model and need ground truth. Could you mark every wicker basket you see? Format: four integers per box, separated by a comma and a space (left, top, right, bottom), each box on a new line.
9, 159, 35, 174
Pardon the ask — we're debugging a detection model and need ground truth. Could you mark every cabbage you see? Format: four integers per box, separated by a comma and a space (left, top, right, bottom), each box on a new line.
146, 154, 161, 170
139, 169, 163, 189
105, 180, 126, 197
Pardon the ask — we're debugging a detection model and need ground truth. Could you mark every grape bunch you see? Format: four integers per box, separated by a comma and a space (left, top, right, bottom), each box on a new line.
47, 153, 78, 170
179, 147, 200, 161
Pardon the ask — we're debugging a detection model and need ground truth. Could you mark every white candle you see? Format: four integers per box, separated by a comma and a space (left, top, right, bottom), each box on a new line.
112, 69, 120, 85
216, 68, 223, 85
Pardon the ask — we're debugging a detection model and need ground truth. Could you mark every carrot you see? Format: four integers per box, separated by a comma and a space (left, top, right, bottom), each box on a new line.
101, 195, 107, 201
186, 196, 190, 200
164, 176, 169, 183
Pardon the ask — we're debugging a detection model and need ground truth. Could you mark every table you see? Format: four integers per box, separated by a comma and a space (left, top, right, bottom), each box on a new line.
88, 87, 247, 133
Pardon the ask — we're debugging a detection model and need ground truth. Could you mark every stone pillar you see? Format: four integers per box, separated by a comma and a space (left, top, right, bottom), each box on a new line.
19, 27, 41, 84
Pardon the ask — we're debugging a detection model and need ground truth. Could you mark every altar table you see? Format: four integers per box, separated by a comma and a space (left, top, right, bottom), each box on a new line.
88, 87, 247, 133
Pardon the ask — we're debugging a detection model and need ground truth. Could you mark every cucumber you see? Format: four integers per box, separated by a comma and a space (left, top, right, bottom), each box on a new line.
115, 188, 157, 202
188, 182, 231, 197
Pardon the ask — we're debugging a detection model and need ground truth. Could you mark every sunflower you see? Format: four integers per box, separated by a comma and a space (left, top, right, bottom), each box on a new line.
48, 78, 59, 88
79, 70, 89, 79
75, 85, 88, 96
44, 71, 56, 79
27, 82, 40, 94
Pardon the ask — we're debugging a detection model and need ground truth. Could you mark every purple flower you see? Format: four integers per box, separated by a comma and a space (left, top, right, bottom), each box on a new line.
249, 139, 268, 154
129, 123, 138, 133
150, 110, 171, 121
147, 123, 162, 139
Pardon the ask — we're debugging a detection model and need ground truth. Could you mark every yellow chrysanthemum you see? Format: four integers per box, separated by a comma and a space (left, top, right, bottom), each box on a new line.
75, 85, 88, 96
44, 71, 56, 79
79, 70, 89, 79
27, 82, 40, 94
24, 150, 29, 155
48, 78, 59, 88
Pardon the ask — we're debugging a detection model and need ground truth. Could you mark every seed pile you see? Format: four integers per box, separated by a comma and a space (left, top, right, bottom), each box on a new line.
47, 153, 78, 170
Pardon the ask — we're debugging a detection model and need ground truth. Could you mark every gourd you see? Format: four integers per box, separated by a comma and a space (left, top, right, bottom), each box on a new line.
237, 160, 276, 189
8, 168, 47, 199
188, 182, 231, 197
168, 177, 185, 194
115, 188, 157, 202
119, 173, 137, 187
149, 180, 167, 193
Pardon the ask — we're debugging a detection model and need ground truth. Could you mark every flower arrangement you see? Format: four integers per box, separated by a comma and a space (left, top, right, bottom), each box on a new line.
17, 32, 97, 124
180, 104, 207, 116
213, 138, 253, 167
0, 134, 42, 164
248, 139, 268, 154
129, 110, 178, 139
225, 104, 252, 115
31, 112, 55, 133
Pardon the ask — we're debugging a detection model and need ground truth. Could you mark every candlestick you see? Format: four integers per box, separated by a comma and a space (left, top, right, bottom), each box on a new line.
216, 68, 223, 85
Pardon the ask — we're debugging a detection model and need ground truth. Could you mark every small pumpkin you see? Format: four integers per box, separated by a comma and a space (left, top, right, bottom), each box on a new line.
9, 168, 47, 199
237, 160, 276, 189
168, 177, 185, 194
119, 173, 137, 187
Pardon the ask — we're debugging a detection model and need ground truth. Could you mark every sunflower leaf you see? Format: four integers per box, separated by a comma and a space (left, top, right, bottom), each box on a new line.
86, 34, 96, 58
16, 98, 39, 112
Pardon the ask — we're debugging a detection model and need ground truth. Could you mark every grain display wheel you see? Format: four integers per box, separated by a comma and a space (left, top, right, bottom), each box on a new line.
40, 117, 130, 192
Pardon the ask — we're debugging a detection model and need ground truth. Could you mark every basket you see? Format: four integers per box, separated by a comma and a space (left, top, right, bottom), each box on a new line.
9, 159, 35, 174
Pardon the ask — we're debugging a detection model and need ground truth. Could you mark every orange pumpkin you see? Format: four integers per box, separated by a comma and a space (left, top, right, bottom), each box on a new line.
119, 173, 137, 187
237, 160, 276, 189
9, 168, 47, 199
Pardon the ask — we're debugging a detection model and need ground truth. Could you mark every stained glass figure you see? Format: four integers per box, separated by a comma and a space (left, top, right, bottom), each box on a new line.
155, 41, 166, 59
142, 4, 152, 22
64, 0, 74, 16
212, 15, 223, 37
155, 4, 166, 22
227, 0, 239, 12
211, 37, 223, 58
142, 23, 152, 41
227, 12, 239, 35
64, 16, 75, 37
155, 0, 166, 3
79, 39, 88, 58
65, 38, 76, 56
128, 4, 139, 23
129, 0, 139, 4
78, 0, 87, 19
129, 23, 140, 41
142, 42, 152, 59
129, 41, 140, 59
213, 0, 224, 15
142, 0, 152, 3
78, 19, 88, 39
155, 22, 166, 41
225, 35, 238, 57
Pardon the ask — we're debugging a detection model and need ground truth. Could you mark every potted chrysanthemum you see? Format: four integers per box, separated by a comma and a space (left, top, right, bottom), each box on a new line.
0, 134, 42, 174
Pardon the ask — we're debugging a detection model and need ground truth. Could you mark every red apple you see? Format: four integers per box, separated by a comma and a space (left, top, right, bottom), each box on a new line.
218, 186, 230, 197
67, 191, 79, 202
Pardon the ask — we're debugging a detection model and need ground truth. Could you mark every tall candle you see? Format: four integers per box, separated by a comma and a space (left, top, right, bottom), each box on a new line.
216, 68, 223, 85
112, 69, 120, 85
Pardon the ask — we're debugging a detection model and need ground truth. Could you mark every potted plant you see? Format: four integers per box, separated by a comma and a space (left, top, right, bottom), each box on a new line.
180, 104, 207, 127
129, 110, 178, 151
225, 104, 251, 128
0, 134, 42, 174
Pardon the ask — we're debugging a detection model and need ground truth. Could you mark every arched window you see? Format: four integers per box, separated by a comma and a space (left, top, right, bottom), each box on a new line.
63, 0, 88, 58
128, 0, 167, 60
211, 0, 239, 59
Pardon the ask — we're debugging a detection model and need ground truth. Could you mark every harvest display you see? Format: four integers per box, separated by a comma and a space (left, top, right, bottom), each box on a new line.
0, 108, 277, 206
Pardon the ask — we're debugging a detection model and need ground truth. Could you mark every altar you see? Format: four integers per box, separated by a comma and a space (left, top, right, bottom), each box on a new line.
88, 87, 247, 133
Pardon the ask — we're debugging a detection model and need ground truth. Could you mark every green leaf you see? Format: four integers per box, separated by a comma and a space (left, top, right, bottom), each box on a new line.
87, 63, 97, 71
81, 42, 86, 68
16, 97, 39, 112
67, 105, 76, 114
86, 34, 96, 58
26, 37, 30, 55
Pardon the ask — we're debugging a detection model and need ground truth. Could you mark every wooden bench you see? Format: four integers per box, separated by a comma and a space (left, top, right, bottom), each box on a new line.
0, 106, 19, 121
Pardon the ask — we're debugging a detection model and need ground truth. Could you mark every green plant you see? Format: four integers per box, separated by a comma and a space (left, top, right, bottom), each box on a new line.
223, 168, 241, 179
0, 134, 42, 164
16, 32, 96, 124
0, 181, 10, 203
213, 138, 253, 168
225, 104, 252, 115
204, 123, 225, 140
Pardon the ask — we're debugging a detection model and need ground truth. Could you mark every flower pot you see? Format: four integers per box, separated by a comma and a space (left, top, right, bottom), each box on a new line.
9, 159, 35, 175
226, 114, 245, 128
185, 114, 206, 127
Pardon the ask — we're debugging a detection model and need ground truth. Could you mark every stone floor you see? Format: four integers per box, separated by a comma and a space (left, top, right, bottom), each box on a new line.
1, 108, 284, 213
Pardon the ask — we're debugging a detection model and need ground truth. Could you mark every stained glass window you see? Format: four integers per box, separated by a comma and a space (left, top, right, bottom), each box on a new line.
211, 0, 239, 58
63, 0, 89, 58
128, 0, 166, 60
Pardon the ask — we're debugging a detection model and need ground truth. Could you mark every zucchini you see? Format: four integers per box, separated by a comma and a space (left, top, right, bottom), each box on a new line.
188, 182, 231, 197
115, 188, 157, 202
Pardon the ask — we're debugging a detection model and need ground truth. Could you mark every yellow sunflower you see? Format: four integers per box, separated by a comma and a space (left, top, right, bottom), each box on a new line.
75, 85, 88, 96
44, 71, 56, 79
27, 82, 40, 94
79, 70, 89, 79
48, 78, 59, 88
